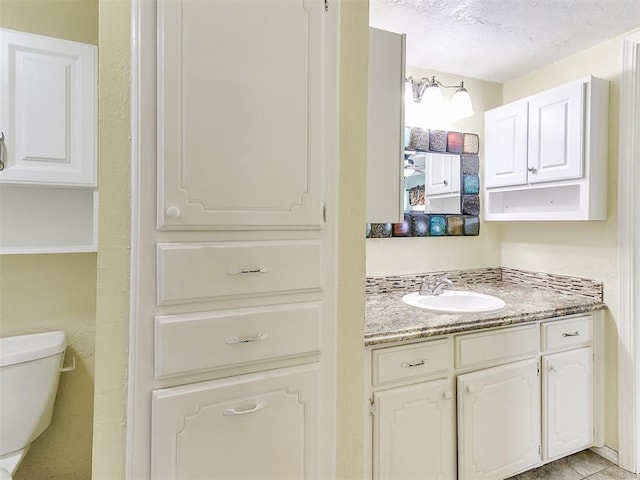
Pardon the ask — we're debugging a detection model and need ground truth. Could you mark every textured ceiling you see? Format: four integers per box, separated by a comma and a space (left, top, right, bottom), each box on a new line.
369, 0, 640, 83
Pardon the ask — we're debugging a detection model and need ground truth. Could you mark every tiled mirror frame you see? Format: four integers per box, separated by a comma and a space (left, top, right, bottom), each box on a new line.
367, 127, 481, 238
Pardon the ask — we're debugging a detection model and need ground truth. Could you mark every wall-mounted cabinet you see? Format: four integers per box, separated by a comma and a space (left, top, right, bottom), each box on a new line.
0, 28, 98, 254
366, 27, 405, 224
484, 76, 608, 221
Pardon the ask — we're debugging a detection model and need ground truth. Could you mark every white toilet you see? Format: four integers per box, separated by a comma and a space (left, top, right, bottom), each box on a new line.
0, 331, 67, 479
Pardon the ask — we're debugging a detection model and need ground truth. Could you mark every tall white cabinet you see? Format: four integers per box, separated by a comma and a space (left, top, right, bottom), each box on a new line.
130, 1, 339, 478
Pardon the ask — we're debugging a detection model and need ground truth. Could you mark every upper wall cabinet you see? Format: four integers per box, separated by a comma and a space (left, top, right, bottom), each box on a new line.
366, 28, 406, 224
157, 0, 328, 230
0, 28, 97, 186
484, 76, 609, 221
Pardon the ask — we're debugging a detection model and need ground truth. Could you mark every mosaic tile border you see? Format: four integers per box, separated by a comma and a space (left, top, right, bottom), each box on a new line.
501, 268, 603, 300
366, 267, 603, 301
368, 127, 481, 238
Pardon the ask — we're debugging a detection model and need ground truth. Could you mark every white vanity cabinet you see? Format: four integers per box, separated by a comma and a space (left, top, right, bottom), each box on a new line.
366, 27, 406, 224
365, 312, 604, 480
484, 76, 609, 221
368, 339, 456, 480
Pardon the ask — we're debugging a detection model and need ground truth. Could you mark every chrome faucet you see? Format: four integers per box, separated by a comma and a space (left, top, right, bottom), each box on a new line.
419, 275, 454, 296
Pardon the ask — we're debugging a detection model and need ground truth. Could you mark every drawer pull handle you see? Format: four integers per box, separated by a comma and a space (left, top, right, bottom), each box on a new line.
225, 333, 268, 344
561, 331, 580, 337
227, 267, 270, 275
443, 391, 453, 400
401, 360, 426, 368
0, 131, 5, 171
466, 386, 477, 394
223, 402, 266, 416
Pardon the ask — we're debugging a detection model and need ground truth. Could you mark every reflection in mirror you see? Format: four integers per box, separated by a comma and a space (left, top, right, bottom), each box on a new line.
405, 152, 461, 214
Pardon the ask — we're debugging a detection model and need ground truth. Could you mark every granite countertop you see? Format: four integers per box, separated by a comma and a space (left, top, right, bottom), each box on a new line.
365, 280, 606, 346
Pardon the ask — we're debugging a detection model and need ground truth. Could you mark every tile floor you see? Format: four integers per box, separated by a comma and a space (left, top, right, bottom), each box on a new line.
507, 450, 640, 479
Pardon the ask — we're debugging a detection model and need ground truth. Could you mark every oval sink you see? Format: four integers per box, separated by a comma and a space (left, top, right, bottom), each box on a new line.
402, 290, 506, 314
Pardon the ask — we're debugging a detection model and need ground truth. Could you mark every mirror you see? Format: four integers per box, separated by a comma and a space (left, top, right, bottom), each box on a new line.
405, 152, 461, 214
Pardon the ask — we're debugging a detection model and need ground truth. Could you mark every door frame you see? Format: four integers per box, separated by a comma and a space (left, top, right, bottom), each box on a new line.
617, 29, 640, 473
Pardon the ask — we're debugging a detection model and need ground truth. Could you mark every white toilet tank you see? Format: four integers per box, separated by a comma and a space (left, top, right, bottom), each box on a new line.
0, 331, 66, 471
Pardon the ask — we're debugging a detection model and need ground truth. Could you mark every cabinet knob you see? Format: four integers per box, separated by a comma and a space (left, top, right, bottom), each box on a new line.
443, 391, 453, 400
527, 166, 538, 173
550, 365, 558, 372
466, 385, 477, 394
166, 206, 181, 218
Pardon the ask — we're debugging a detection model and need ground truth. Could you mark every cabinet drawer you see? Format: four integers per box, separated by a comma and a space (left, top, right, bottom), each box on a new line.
155, 303, 320, 379
455, 324, 538, 369
157, 240, 321, 305
372, 339, 450, 385
542, 315, 592, 351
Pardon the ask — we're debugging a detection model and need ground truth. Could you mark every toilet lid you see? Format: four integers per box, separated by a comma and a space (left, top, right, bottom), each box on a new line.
0, 467, 12, 480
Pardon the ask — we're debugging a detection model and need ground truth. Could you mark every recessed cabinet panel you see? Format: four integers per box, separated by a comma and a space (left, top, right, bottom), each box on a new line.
157, 0, 324, 229
457, 358, 540, 480
528, 82, 584, 184
156, 240, 322, 305
0, 28, 97, 186
152, 365, 318, 479
373, 379, 455, 480
542, 348, 593, 460
484, 102, 528, 188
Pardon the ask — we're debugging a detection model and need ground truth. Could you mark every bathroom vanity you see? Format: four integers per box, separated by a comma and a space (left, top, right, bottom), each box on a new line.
364, 269, 605, 480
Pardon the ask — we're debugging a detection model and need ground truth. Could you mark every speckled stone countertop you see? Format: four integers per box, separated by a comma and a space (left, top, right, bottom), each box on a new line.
365, 269, 606, 346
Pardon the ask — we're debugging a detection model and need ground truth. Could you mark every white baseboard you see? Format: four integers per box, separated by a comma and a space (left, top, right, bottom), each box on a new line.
590, 445, 619, 465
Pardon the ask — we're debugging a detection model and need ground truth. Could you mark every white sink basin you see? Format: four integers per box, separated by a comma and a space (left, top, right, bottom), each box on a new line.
401, 290, 506, 314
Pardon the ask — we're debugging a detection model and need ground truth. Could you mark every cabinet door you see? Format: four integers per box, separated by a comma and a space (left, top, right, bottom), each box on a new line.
152, 365, 318, 479
157, 0, 326, 229
373, 378, 455, 480
458, 358, 540, 480
527, 81, 584, 184
0, 29, 97, 186
484, 101, 528, 188
542, 347, 593, 460
425, 153, 460, 196
366, 27, 405, 224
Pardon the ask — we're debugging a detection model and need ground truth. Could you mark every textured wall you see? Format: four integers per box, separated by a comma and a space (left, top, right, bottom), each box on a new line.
91, 0, 131, 478
0, 1, 97, 478
337, 0, 369, 477
500, 35, 623, 451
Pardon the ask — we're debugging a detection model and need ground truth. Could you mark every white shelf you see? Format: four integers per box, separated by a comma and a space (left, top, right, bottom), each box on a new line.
0, 185, 98, 254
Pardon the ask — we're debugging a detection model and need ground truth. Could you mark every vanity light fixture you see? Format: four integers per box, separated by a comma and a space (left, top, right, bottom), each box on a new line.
406, 75, 475, 119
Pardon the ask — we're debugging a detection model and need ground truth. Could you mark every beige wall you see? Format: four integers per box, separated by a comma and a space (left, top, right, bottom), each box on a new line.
366, 67, 503, 276
0, 1, 98, 479
501, 35, 623, 450
91, 0, 131, 478
337, 1, 369, 477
